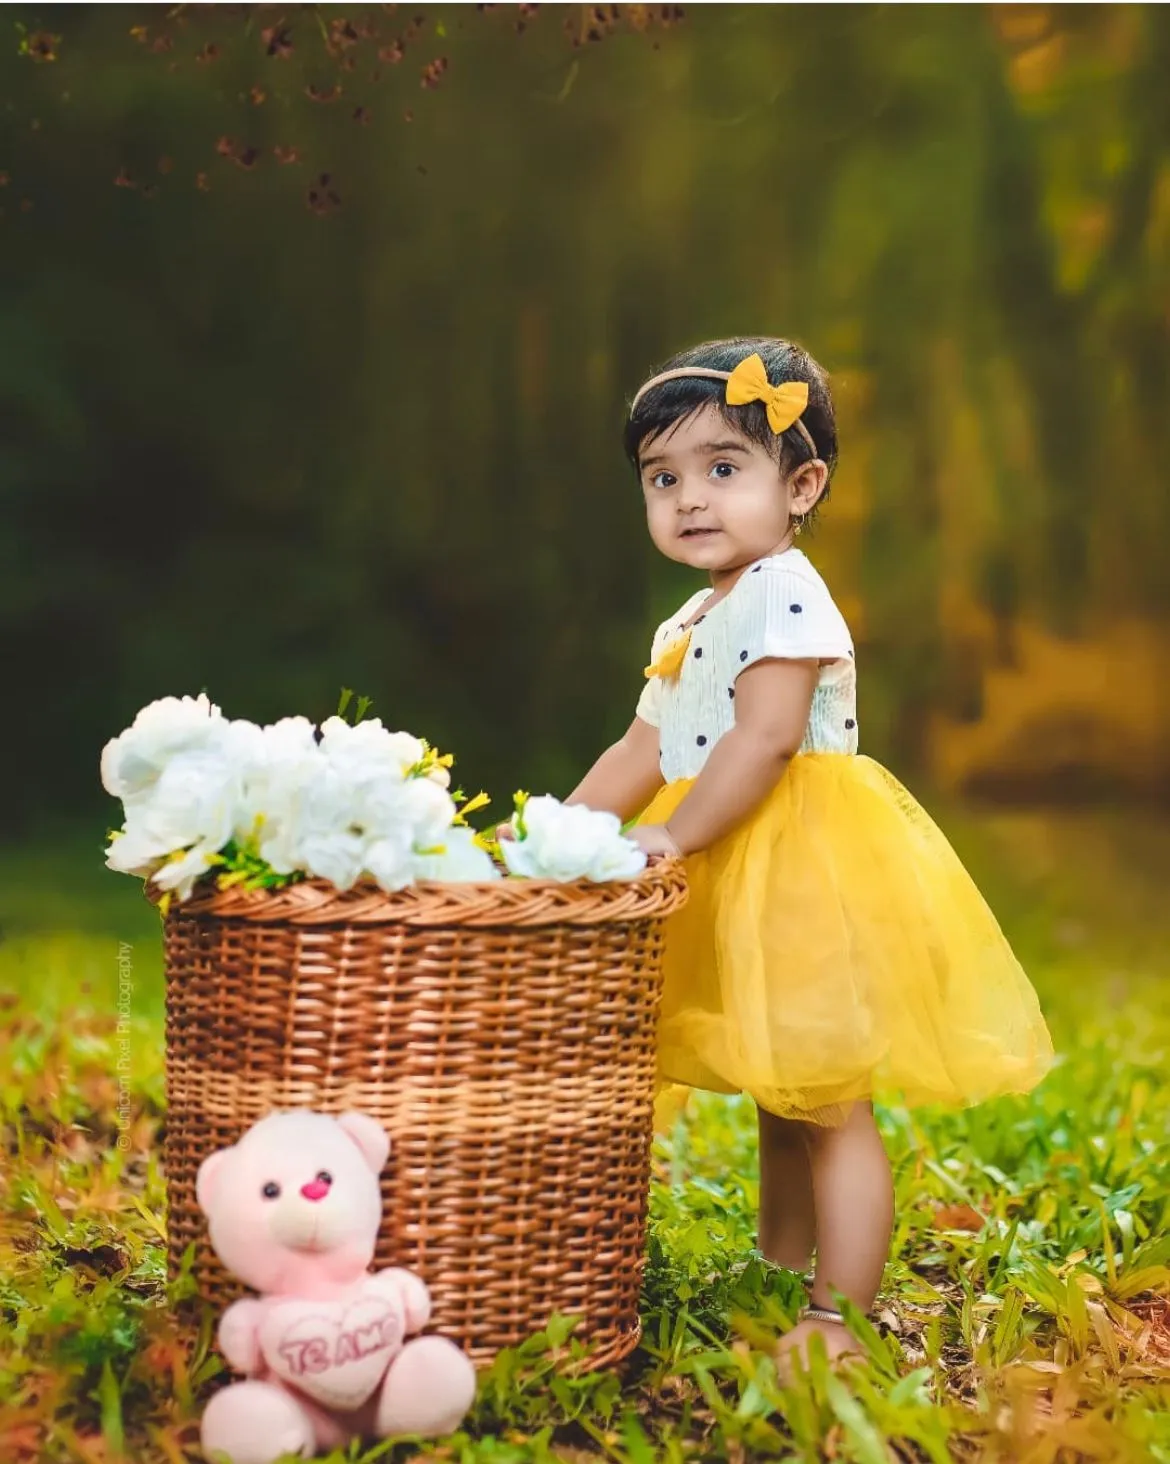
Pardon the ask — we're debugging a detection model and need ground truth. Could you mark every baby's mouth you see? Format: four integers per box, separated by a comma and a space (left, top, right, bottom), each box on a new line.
680, 527, 721, 538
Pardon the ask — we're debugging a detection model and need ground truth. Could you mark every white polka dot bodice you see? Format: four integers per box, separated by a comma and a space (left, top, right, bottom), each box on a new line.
635, 548, 858, 782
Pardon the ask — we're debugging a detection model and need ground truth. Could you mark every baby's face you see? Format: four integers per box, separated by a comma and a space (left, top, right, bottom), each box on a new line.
636, 404, 794, 578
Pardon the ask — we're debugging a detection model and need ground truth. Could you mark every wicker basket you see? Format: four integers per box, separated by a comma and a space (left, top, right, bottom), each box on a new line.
157, 863, 687, 1368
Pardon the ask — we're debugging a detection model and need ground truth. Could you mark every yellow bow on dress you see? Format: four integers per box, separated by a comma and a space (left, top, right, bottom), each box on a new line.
724, 353, 809, 434
644, 630, 692, 682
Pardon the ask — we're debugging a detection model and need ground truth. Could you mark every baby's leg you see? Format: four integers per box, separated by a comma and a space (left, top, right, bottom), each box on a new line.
756, 1105, 816, 1272
806, 1100, 893, 1311
779, 1101, 894, 1365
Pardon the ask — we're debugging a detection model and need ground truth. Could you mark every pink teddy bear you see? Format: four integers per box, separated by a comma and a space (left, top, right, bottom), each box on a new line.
196, 1109, 477, 1464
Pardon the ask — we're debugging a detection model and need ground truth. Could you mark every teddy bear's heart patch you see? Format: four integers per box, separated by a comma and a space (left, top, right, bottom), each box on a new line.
259, 1294, 403, 1411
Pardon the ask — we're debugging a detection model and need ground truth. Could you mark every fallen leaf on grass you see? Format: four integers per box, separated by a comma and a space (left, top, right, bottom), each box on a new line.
933, 1203, 986, 1232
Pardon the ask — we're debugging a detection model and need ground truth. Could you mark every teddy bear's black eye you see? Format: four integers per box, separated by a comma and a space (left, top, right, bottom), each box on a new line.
316, 1171, 333, 1186
261, 1181, 281, 1200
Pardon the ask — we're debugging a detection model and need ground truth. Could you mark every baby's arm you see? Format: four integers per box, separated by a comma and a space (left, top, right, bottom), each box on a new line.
658, 658, 817, 855
564, 715, 664, 822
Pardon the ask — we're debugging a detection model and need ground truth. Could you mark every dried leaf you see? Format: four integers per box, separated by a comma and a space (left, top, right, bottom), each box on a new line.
420, 55, 449, 89
261, 24, 294, 59
328, 17, 361, 51
934, 1203, 987, 1233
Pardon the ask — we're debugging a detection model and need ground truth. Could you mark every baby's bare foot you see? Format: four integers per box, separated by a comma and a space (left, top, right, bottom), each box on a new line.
775, 1315, 861, 1378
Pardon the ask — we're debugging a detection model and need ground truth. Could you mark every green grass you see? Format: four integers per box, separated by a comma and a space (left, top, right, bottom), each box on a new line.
1, 807, 1168, 1462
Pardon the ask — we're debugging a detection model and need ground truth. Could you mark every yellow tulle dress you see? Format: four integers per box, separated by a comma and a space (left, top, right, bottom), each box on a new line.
634, 550, 1054, 1127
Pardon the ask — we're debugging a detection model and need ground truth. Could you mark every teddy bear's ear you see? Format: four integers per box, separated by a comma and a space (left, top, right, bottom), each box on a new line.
196, 1147, 232, 1215
335, 1110, 391, 1175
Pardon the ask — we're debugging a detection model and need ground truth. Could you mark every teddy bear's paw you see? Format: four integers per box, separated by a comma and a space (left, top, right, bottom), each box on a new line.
201, 1380, 315, 1464
374, 1336, 477, 1439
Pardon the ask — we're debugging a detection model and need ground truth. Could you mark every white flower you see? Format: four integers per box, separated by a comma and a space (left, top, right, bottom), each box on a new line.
319, 717, 425, 777
105, 737, 243, 887
412, 826, 500, 883
318, 715, 402, 768
319, 715, 454, 791
105, 824, 166, 879
235, 717, 320, 854
253, 740, 460, 893
362, 781, 466, 890
501, 797, 646, 883
101, 694, 248, 896
148, 841, 224, 902
102, 693, 483, 900
361, 772, 456, 845
297, 829, 369, 892
585, 830, 654, 882
256, 756, 354, 882
100, 693, 224, 805
137, 744, 241, 852
363, 831, 417, 894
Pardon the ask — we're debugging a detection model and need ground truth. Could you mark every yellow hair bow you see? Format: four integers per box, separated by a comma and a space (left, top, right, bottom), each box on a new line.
644, 630, 691, 682
724, 353, 810, 435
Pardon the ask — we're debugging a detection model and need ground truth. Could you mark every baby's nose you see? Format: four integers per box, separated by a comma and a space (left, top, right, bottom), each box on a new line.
300, 1179, 330, 1201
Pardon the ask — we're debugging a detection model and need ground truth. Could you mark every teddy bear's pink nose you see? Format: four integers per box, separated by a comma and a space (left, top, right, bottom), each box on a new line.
300, 1179, 330, 1201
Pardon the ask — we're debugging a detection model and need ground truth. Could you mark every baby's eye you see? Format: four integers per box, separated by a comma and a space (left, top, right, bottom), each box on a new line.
709, 461, 737, 480
649, 471, 676, 490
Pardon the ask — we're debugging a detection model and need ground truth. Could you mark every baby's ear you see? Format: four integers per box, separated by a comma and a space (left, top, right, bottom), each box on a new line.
335, 1111, 391, 1175
196, 1147, 232, 1215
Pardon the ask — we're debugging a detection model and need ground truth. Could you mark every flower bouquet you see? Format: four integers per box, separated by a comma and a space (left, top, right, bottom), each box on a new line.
101, 689, 648, 917
103, 689, 686, 1368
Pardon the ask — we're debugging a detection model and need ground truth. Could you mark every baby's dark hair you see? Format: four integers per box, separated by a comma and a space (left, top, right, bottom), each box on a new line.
623, 336, 838, 520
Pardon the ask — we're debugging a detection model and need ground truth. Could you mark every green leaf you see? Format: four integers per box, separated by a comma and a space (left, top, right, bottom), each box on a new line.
823, 1369, 890, 1464
620, 1412, 657, 1464
886, 1366, 933, 1407
96, 1358, 124, 1453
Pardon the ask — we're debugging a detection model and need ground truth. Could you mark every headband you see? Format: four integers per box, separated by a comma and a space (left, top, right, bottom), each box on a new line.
629, 352, 819, 458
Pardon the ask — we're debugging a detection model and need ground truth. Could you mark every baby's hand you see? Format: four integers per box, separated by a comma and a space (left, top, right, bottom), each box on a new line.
495, 821, 516, 843
628, 824, 683, 860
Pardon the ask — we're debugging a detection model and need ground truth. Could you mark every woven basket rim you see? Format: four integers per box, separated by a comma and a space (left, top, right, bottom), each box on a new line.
142, 858, 688, 927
